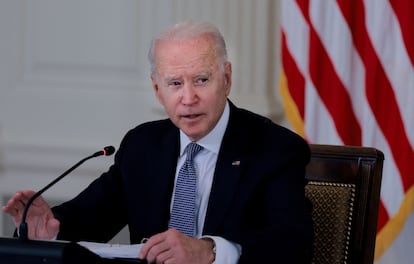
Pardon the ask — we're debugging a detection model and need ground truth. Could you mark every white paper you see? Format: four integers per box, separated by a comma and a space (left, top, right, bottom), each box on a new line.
78, 241, 143, 259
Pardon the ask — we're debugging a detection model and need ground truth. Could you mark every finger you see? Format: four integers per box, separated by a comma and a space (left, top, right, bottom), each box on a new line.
20, 190, 44, 206
14, 191, 29, 203
30, 195, 48, 207
144, 232, 167, 248
2, 207, 23, 228
14, 190, 38, 206
3, 196, 24, 214
145, 242, 170, 264
139, 233, 167, 259
7, 198, 26, 214
3, 193, 21, 209
19, 190, 37, 199
17, 198, 27, 210
8, 191, 31, 208
2, 204, 19, 217
152, 249, 174, 264
46, 218, 60, 238
1, 205, 13, 215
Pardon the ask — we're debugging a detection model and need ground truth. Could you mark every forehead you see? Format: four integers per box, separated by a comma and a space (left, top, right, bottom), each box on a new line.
154, 36, 220, 76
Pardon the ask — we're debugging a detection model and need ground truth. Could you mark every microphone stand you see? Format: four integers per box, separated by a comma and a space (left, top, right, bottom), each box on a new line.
19, 147, 114, 242
0, 146, 116, 264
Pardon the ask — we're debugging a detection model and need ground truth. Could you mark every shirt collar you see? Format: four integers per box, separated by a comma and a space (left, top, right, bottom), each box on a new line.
180, 101, 230, 156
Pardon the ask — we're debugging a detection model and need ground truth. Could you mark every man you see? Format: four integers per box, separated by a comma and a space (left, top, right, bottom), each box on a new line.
2, 21, 313, 263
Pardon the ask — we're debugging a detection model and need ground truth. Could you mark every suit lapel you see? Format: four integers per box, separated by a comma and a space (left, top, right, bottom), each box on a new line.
203, 149, 243, 234
141, 124, 180, 231
203, 102, 246, 234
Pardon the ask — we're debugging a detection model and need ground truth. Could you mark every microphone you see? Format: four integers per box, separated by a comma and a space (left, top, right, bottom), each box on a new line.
18, 145, 116, 242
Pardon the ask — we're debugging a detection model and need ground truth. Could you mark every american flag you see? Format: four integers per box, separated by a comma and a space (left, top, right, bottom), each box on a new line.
279, 0, 414, 263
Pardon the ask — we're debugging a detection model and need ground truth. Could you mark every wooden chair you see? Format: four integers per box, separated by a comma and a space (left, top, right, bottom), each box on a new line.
305, 144, 384, 264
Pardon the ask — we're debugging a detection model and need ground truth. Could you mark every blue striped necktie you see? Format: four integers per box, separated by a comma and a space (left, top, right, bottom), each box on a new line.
169, 142, 203, 237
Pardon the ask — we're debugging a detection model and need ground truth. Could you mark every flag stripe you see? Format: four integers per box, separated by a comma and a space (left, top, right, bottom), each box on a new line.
337, 0, 414, 192
364, 0, 414, 149
308, 32, 362, 145
281, 0, 343, 144
305, 81, 343, 144
280, 0, 414, 263
389, 0, 414, 66
361, 0, 412, 217
279, 69, 306, 138
297, 0, 362, 145
281, 32, 306, 120
309, 0, 404, 220
281, 0, 311, 78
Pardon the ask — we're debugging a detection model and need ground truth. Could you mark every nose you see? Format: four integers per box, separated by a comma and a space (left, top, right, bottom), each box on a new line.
181, 84, 198, 105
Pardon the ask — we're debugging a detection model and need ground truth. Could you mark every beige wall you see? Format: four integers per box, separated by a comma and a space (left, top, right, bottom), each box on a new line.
0, 0, 286, 240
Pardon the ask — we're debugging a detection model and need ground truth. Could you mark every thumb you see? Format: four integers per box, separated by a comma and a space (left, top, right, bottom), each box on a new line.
46, 218, 60, 239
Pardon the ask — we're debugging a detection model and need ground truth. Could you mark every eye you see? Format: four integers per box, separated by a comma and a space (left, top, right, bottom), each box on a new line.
168, 80, 182, 88
195, 77, 209, 86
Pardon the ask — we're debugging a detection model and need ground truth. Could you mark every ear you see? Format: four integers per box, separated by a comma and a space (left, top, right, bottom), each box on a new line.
151, 74, 163, 103
224, 62, 232, 95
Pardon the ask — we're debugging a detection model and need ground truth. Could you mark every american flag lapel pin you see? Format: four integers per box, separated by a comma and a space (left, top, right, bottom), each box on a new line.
232, 160, 240, 166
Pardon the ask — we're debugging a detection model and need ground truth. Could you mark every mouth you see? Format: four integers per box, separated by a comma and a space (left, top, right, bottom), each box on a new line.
181, 113, 203, 120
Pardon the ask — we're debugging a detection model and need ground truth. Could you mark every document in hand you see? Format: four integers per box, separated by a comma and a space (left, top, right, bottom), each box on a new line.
78, 241, 143, 260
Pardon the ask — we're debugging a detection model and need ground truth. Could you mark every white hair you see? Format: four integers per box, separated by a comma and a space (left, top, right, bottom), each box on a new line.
148, 21, 228, 76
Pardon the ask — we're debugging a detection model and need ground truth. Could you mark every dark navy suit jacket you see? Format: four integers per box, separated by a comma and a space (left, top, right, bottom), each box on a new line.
53, 101, 313, 263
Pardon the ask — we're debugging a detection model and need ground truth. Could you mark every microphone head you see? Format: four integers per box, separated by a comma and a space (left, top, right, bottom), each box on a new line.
103, 146, 116, 156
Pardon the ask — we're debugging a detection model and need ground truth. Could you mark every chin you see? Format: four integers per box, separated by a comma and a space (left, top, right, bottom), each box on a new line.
184, 130, 204, 141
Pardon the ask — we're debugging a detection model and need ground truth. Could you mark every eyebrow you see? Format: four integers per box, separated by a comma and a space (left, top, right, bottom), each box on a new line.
164, 76, 182, 83
195, 71, 211, 77
163, 71, 212, 82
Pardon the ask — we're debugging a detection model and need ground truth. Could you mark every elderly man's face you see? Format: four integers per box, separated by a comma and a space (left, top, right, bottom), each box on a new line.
151, 35, 232, 141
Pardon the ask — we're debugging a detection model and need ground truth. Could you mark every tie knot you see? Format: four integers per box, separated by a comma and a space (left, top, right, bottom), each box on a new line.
185, 143, 203, 161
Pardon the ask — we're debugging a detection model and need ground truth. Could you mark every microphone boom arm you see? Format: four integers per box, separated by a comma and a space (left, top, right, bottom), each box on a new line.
18, 146, 115, 242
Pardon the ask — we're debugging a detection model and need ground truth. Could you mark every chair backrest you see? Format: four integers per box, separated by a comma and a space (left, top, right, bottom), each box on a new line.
305, 144, 384, 264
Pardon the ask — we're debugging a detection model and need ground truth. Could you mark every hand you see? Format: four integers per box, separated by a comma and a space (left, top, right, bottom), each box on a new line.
139, 229, 215, 264
2, 190, 60, 240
